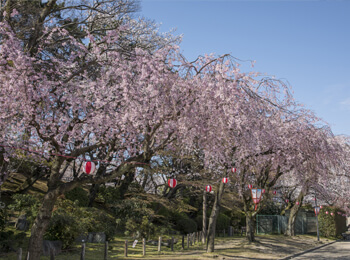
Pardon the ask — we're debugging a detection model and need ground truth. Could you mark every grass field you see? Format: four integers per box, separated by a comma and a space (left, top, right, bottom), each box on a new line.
0, 233, 334, 260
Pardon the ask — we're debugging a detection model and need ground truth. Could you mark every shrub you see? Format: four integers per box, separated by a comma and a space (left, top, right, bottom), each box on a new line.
7, 194, 40, 225
125, 216, 155, 239
216, 213, 231, 231
319, 207, 346, 239
172, 212, 197, 234
85, 207, 118, 241
0, 208, 7, 231
0, 230, 27, 253
319, 207, 336, 238
65, 186, 89, 207
45, 198, 118, 248
45, 208, 83, 249
96, 186, 120, 204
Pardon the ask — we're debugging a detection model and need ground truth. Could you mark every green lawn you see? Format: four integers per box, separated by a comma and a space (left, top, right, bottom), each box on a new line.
0, 233, 212, 260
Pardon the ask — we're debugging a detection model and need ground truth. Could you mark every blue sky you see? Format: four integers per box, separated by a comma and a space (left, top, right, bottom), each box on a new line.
138, 0, 350, 136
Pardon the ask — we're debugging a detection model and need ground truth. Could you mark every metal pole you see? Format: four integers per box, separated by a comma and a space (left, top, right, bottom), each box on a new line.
315, 194, 320, 241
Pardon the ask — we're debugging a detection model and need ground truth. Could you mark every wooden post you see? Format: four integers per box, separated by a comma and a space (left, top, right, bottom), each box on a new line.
171, 237, 174, 251
17, 248, 22, 260
182, 235, 185, 249
142, 238, 146, 256
202, 190, 207, 244
104, 241, 108, 260
124, 240, 128, 257
229, 226, 233, 236
50, 248, 55, 260
158, 236, 162, 252
80, 241, 86, 260
187, 234, 189, 248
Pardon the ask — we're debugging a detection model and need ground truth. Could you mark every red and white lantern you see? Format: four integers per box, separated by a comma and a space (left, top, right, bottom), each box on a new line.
248, 184, 253, 189
273, 190, 277, 195
331, 212, 334, 216
82, 161, 96, 175
326, 211, 329, 214
222, 177, 228, 184
231, 167, 237, 173
262, 189, 266, 194
296, 201, 300, 205
168, 179, 177, 188
285, 199, 289, 203
251, 188, 263, 210
314, 206, 320, 216
205, 185, 212, 192
320, 205, 323, 209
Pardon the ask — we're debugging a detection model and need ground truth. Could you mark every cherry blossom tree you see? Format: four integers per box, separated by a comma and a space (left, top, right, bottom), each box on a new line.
0, 17, 191, 258
174, 53, 307, 248
1, 3, 349, 258
277, 130, 350, 236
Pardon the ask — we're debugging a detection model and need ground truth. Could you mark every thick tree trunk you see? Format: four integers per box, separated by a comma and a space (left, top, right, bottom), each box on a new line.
202, 190, 207, 244
206, 181, 225, 253
118, 171, 135, 199
285, 206, 298, 236
27, 189, 59, 259
285, 188, 305, 236
26, 157, 63, 259
246, 214, 256, 242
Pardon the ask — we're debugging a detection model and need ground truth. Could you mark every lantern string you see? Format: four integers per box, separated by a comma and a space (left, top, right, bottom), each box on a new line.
0, 144, 149, 166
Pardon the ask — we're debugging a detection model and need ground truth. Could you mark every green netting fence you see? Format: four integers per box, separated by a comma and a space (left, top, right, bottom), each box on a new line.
256, 213, 317, 235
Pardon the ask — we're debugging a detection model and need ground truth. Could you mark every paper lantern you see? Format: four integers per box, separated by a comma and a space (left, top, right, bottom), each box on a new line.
248, 184, 252, 189
231, 167, 237, 173
82, 161, 96, 175
285, 199, 289, 203
314, 206, 320, 216
326, 211, 329, 214
168, 179, 177, 188
330, 212, 334, 216
296, 201, 300, 205
273, 190, 277, 195
251, 188, 263, 210
262, 189, 265, 194
320, 205, 323, 209
205, 185, 212, 192
222, 177, 228, 184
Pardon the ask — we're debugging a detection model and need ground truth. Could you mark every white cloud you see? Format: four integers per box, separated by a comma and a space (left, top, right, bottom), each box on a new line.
340, 98, 350, 111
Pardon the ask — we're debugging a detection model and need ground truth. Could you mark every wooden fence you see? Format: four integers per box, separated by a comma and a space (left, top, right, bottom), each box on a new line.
16, 228, 238, 259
